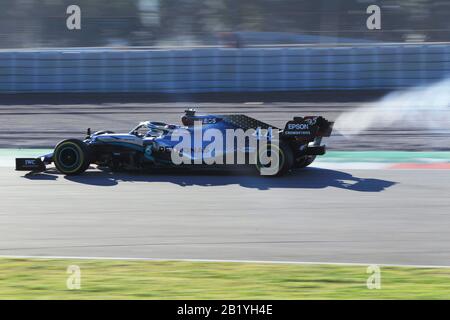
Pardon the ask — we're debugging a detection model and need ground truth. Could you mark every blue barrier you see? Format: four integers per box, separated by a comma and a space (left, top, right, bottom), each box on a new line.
0, 44, 449, 93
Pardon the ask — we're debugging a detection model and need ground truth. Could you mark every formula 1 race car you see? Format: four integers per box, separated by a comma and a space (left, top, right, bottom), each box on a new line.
16, 109, 333, 176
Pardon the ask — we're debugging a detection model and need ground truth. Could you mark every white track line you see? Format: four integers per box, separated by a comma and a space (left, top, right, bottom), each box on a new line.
0, 254, 449, 269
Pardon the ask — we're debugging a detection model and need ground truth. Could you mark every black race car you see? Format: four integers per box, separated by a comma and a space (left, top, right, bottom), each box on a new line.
16, 109, 333, 176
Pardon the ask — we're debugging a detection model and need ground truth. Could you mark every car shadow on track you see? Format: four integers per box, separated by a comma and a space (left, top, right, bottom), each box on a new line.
23, 167, 396, 192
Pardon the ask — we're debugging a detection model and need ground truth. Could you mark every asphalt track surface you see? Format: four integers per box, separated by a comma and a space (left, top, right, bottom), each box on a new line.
1, 94, 449, 267
1, 166, 450, 266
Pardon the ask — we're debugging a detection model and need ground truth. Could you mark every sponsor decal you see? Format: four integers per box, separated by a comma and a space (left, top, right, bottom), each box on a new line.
25, 159, 36, 166
288, 123, 309, 130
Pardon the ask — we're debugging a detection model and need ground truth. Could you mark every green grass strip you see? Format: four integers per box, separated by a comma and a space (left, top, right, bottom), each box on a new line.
0, 258, 449, 299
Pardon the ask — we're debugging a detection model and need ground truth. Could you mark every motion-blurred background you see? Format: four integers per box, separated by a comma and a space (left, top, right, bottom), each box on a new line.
0, 0, 449, 151
1, 0, 449, 48
1, 2, 450, 303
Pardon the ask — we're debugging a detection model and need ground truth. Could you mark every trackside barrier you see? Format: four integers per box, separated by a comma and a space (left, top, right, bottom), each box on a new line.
0, 44, 449, 93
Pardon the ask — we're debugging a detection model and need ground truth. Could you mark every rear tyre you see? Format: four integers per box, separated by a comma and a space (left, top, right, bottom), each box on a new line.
53, 139, 90, 175
296, 155, 316, 168
255, 141, 294, 176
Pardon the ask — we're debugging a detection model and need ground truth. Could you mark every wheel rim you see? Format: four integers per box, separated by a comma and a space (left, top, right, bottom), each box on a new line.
57, 146, 80, 170
55, 142, 84, 174
256, 145, 284, 174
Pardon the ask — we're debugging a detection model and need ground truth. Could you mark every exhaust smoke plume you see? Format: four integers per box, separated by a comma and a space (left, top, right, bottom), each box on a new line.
334, 78, 450, 136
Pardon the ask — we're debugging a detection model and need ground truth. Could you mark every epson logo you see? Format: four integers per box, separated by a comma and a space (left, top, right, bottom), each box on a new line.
288, 123, 309, 130
25, 160, 36, 165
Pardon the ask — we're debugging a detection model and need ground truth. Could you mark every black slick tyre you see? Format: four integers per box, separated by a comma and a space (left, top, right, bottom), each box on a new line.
53, 139, 90, 175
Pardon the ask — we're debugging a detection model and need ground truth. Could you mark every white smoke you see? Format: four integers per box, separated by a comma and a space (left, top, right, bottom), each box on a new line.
334, 78, 450, 136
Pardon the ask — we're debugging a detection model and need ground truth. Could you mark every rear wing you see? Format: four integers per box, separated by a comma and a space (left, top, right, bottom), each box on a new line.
281, 116, 333, 140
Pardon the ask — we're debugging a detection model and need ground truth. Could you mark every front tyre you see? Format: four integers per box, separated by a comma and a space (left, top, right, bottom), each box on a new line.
53, 139, 90, 175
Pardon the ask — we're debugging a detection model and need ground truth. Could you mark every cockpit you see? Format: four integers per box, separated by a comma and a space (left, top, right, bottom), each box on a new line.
130, 121, 181, 138
130, 109, 198, 138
